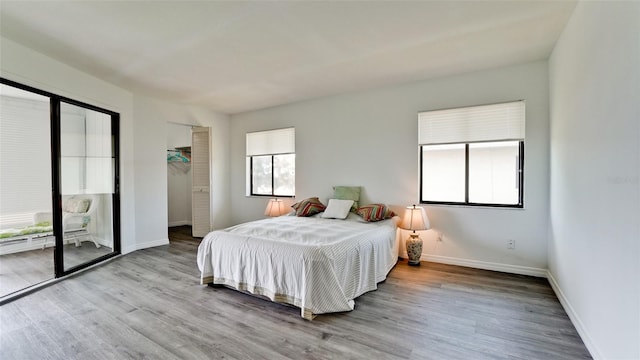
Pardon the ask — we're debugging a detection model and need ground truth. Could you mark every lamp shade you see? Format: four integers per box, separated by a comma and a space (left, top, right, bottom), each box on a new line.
400, 205, 430, 231
265, 199, 288, 217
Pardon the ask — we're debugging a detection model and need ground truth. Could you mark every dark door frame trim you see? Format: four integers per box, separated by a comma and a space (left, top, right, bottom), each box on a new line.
0, 77, 121, 279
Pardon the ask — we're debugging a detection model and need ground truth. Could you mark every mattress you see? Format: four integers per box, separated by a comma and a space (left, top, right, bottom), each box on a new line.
196, 213, 398, 319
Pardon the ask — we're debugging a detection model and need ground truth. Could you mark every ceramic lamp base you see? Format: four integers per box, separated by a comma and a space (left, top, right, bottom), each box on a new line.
406, 233, 423, 266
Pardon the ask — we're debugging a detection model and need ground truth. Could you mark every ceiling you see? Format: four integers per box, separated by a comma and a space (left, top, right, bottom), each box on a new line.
0, 1, 576, 114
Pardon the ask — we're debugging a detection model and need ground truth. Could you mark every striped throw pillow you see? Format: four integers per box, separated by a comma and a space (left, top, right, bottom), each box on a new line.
356, 203, 396, 222
291, 197, 326, 217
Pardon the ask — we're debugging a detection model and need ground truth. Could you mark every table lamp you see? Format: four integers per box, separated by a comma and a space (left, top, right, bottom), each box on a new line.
400, 204, 430, 266
265, 199, 288, 217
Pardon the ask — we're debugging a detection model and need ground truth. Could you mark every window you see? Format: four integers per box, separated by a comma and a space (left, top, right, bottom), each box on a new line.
246, 128, 295, 197
419, 101, 525, 207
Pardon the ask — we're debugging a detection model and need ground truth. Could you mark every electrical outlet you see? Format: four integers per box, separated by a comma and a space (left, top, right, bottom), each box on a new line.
507, 239, 515, 249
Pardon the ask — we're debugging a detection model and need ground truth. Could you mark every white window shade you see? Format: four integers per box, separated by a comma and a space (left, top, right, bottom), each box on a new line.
0, 95, 52, 215
246, 127, 295, 156
419, 101, 525, 145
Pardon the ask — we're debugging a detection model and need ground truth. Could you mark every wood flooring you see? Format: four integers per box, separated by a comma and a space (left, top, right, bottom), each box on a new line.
0, 243, 114, 298
0, 226, 591, 359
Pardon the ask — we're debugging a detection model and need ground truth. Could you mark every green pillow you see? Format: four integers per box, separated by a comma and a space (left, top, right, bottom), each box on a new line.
333, 186, 361, 212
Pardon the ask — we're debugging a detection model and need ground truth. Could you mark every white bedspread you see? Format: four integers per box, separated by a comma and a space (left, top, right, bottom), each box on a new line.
196, 213, 398, 319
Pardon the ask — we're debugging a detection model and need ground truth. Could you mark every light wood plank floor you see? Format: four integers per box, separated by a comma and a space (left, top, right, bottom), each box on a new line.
0, 226, 591, 359
0, 243, 113, 298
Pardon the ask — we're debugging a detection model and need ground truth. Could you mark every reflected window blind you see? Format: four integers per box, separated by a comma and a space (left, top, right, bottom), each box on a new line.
418, 101, 525, 145
0, 96, 52, 217
246, 127, 295, 156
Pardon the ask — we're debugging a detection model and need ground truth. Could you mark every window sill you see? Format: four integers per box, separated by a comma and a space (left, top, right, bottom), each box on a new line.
420, 202, 525, 210
245, 195, 295, 199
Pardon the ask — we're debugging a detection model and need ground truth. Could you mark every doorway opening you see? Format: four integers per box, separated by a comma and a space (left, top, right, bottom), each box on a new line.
166, 124, 211, 238
167, 123, 193, 237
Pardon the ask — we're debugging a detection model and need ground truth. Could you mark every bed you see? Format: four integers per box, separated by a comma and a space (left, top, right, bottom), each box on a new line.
197, 211, 399, 320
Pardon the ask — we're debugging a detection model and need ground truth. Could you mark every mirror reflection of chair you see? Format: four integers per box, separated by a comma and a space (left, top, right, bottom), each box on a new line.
62, 194, 100, 248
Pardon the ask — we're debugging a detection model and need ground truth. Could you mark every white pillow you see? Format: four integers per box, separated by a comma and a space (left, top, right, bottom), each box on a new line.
320, 199, 354, 219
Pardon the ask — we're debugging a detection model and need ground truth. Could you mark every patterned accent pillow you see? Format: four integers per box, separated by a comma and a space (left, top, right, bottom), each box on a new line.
356, 203, 396, 222
63, 198, 91, 213
333, 186, 361, 211
291, 197, 326, 217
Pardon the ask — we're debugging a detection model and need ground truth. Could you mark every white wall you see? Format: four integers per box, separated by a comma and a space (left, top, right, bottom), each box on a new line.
167, 123, 192, 227
0, 36, 138, 253
133, 95, 231, 243
548, 2, 640, 359
230, 61, 550, 275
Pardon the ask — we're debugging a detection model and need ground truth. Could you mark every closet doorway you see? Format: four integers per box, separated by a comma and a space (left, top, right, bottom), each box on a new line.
167, 123, 193, 232
167, 124, 210, 238
0, 78, 121, 301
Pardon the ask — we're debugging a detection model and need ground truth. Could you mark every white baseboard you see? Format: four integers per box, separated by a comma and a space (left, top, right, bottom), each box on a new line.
422, 253, 548, 278
0, 238, 53, 255
168, 220, 191, 227
546, 270, 601, 359
122, 238, 169, 255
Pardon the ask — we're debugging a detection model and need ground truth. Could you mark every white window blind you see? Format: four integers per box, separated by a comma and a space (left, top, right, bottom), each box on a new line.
0, 94, 52, 217
246, 127, 295, 156
418, 101, 525, 145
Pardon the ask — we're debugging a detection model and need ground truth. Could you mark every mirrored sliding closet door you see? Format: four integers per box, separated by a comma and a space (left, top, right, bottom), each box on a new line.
0, 83, 54, 297
0, 78, 121, 301
59, 101, 119, 271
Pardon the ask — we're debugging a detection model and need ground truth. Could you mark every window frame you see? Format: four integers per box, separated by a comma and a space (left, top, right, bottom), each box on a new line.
419, 140, 524, 208
245, 127, 295, 198
248, 153, 295, 197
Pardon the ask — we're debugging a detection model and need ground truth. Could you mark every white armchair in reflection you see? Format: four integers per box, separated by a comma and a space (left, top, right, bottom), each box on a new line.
62, 194, 100, 248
